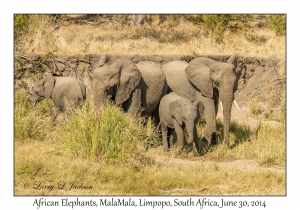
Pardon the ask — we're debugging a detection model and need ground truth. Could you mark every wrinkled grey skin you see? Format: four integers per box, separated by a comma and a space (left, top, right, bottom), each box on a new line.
31, 74, 86, 121
159, 92, 204, 155
162, 55, 243, 146
90, 56, 167, 123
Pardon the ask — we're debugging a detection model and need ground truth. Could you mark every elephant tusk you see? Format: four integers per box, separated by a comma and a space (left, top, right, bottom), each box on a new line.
33, 102, 37, 107
234, 100, 240, 111
220, 100, 223, 111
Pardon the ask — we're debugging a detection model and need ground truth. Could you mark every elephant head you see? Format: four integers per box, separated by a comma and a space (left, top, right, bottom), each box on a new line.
31, 74, 55, 106
185, 54, 243, 145
90, 57, 142, 106
169, 98, 204, 144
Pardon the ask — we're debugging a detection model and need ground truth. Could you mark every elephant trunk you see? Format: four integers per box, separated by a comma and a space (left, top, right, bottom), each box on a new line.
220, 85, 234, 147
93, 86, 107, 107
222, 101, 232, 146
186, 123, 196, 144
31, 95, 40, 107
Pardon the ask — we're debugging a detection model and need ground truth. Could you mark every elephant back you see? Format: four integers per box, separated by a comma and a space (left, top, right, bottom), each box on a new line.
136, 61, 167, 116
52, 77, 86, 109
162, 61, 198, 102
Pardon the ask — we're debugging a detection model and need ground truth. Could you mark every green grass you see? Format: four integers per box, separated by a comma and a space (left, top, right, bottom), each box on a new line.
59, 100, 148, 161
196, 118, 286, 166
14, 90, 53, 141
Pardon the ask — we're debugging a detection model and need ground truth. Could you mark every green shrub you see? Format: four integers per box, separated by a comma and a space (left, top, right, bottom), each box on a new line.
16, 160, 44, 176
187, 14, 252, 42
14, 14, 30, 44
59, 101, 148, 161
266, 14, 286, 35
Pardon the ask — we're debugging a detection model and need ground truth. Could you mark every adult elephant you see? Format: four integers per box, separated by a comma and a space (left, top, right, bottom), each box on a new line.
31, 74, 86, 121
90, 55, 167, 122
162, 55, 243, 146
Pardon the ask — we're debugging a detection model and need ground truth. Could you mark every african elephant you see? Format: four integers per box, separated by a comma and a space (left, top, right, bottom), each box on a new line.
31, 74, 86, 121
159, 92, 204, 155
162, 55, 243, 146
90, 55, 167, 123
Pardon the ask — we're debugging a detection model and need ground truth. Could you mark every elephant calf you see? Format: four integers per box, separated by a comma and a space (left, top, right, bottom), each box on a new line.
31, 74, 86, 121
159, 92, 204, 155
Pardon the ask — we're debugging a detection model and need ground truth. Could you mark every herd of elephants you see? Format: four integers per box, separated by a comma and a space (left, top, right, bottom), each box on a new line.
31, 54, 244, 154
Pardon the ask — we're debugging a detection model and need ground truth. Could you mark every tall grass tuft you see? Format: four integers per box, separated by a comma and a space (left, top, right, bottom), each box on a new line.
59, 100, 148, 161
14, 90, 53, 141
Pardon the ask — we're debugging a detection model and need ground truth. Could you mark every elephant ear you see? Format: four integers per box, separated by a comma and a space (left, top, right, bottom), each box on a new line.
115, 59, 142, 105
227, 54, 244, 75
185, 59, 214, 98
97, 54, 110, 67
169, 100, 183, 126
44, 74, 55, 99
193, 100, 205, 118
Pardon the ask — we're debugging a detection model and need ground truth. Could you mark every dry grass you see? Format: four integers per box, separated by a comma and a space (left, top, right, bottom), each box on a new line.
17, 15, 285, 59
15, 15, 286, 78
14, 91, 285, 196
14, 139, 285, 196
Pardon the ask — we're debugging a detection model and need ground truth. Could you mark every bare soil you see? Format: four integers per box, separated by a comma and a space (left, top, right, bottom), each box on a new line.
147, 147, 285, 174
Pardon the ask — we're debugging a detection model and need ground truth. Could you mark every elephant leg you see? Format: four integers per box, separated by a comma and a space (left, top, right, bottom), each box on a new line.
213, 88, 219, 116
169, 130, 174, 148
161, 122, 169, 151
51, 108, 60, 122
151, 106, 160, 128
201, 97, 217, 145
174, 121, 184, 155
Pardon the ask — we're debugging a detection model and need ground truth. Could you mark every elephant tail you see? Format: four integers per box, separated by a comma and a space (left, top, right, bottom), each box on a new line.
77, 80, 87, 100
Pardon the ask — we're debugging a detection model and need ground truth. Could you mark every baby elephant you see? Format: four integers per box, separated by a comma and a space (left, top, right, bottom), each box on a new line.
159, 92, 204, 155
31, 74, 86, 121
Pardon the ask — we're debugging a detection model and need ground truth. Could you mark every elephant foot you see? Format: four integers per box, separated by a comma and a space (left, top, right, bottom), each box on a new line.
175, 146, 184, 156
192, 142, 200, 156
175, 150, 182, 156
223, 135, 230, 147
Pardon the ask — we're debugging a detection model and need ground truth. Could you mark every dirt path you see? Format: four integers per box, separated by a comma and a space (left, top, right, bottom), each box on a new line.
147, 147, 285, 174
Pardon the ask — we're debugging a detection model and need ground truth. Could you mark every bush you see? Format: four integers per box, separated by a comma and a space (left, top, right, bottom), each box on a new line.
59, 101, 148, 161
266, 14, 286, 35
14, 14, 30, 44
14, 14, 58, 50
187, 14, 252, 42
